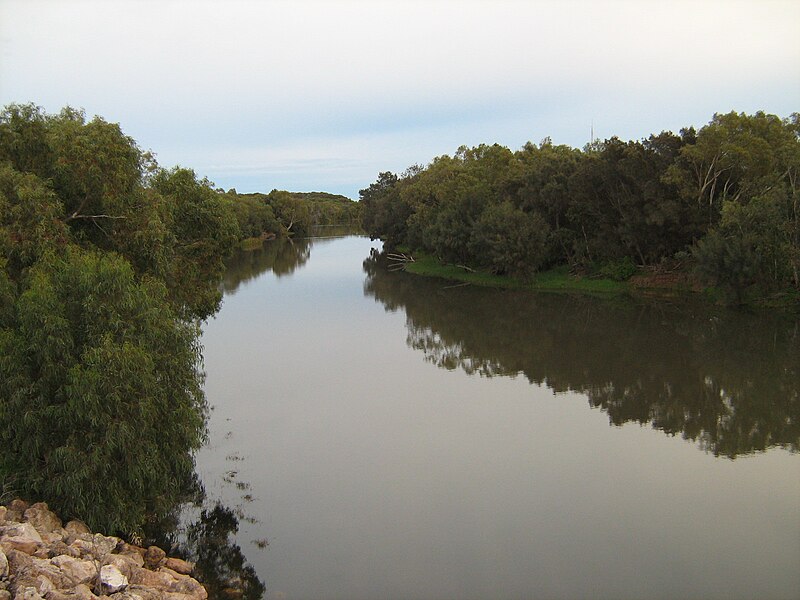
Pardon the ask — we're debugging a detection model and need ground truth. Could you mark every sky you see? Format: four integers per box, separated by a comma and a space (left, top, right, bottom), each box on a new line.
1, 0, 798, 199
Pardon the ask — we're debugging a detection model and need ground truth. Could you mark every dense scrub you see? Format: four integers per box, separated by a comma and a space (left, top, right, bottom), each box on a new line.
361, 112, 800, 304
0, 104, 242, 535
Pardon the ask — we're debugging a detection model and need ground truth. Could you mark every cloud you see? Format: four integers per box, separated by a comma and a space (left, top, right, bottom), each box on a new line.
2, 0, 799, 197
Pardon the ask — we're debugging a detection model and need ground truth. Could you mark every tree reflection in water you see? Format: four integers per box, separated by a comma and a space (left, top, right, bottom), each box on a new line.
143, 486, 266, 600
221, 237, 313, 295
363, 249, 799, 458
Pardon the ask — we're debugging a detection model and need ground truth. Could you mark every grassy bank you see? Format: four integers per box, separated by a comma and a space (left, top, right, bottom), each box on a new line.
403, 254, 629, 295
398, 252, 800, 311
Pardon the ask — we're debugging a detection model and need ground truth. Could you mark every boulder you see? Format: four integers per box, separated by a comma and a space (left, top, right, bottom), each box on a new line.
13, 587, 43, 600
127, 568, 174, 591
1, 522, 43, 557
7, 501, 28, 523
163, 558, 193, 576
1, 502, 208, 600
62, 524, 89, 538
142, 547, 164, 570
49, 556, 96, 586
0, 548, 8, 579
41, 584, 98, 600
97, 565, 127, 595
2, 523, 43, 545
11, 556, 68, 594
101, 554, 140, 580
23, 506, 61, 535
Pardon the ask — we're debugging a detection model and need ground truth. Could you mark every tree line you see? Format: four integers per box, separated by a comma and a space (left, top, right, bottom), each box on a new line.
360, 111, 800, 304
220, 189, 361, 240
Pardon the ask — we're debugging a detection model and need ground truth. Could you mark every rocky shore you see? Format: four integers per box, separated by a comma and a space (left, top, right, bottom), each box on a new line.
0, 500, 206, 600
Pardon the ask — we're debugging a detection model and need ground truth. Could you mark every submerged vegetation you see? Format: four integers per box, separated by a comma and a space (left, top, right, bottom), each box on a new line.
361, 111, 800, 307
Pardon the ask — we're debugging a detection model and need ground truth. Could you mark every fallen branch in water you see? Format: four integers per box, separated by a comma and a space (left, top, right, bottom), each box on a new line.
387, 252, 415, 271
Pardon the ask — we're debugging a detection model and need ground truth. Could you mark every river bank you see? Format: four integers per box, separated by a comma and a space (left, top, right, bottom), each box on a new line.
398, 251, 800, 310
0, 500, 205, 600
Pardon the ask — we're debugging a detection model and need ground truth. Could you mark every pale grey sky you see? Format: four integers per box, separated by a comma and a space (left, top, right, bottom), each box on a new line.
1, 0, 798, 198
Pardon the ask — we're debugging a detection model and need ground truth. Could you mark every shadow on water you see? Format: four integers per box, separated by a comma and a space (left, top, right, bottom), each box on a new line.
147, 498, 266, 600
363, 249, 800, 458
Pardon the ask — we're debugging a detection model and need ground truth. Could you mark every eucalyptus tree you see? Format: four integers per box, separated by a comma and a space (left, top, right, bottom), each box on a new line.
0, 104, 239, 535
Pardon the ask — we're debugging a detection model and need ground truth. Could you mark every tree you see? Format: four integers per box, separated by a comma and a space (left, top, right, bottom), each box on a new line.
0, 248, 206, 535
0, 104, 240, 536
151, 167, 240, 320
469, 201, 550, 278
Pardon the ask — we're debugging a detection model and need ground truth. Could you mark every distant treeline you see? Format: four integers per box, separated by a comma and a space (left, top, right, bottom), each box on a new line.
360, 111, 800, 304
220, 188, 361, 240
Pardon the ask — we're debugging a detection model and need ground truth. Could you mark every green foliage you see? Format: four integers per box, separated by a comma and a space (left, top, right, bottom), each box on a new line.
150, 167, 239, 320
361, 110, 800, 304
0, 248, 205, 534
224, 189, 360, 238
469, 202, 549, 278
597, 257, 638, 281
0, 103, 240, 535
220, 192, 280, 239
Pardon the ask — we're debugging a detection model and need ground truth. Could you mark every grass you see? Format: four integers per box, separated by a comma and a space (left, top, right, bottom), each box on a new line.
403, 253, 629, 295
398, 251, 800, 312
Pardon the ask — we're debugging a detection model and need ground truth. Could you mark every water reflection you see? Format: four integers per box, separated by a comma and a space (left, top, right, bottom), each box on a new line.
363, 250, 800, 458
222, 238, 312, 295
143, 482, 266, 599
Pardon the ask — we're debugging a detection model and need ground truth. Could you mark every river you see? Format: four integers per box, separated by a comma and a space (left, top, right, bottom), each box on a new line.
194, 234, 799, 600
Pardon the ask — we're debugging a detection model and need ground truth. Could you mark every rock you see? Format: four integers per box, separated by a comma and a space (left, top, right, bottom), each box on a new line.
66, 535, 118, 561
2, 502, 208, 600
163, 558, 193, 576
2, 522, 44, 555
114, 549, 143, 569
98, 565, 127, 595
62, 523, 89, 538
11, 556, 68, 594
101, 555, 140, 581
1, 540, 38, 557
42, 584, 99, 600
2, 523, 44, 545
107, 592, 146, 600
142, 547, 164, 570
23, 506, 61, 535
90, 535, 119, 559
13, 587, 43, 600
50, 556, 96, 586
45, 542, 79, 560
8, 501, 29, 522
5, 548, 34, 574
127, 568, 174, 591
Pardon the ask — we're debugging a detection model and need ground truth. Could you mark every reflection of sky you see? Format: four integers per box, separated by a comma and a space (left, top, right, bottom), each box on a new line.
2, 0, 799, 197
197, 236, 800, 600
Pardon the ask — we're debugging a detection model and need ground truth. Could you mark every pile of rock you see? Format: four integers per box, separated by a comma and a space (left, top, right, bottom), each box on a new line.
0, 500, 207, 600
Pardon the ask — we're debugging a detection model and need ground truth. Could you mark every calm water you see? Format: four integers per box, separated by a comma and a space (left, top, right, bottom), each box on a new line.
196, 234, 799, 600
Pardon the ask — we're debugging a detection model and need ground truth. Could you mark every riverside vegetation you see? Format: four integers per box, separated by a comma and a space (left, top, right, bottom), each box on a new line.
360, 111, 800, 307
0, 103, 359, 544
